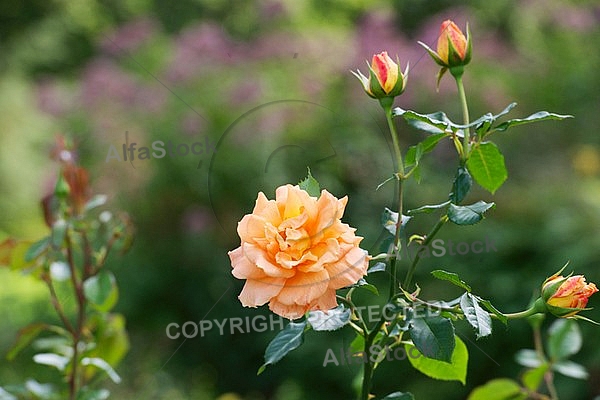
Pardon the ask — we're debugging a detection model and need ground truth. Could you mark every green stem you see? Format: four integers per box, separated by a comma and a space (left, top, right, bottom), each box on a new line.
504, 299, 546, 319
404, 216, 448, 290
383, 104, 405, 299
455, 74, 470, 159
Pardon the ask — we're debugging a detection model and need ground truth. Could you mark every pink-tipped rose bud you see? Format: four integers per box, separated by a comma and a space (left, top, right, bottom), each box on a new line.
436, 20, 470, 67
541, 274, 598, 317
352, 51, 408, 99
418, 20, 472, 85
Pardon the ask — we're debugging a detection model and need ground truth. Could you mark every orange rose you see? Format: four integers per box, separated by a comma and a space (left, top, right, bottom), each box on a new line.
229, 184, 369, 319
542, 274, 598, 317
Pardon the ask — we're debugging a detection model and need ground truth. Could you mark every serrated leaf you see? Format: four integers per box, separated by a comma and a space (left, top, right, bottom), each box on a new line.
450, 166, 472, 204
493, 111, 572, 132
522, 364, 549, 391
448, 201, 495, 225
393, 108, 454, 134
83, 271, 119, 312
298, 168, 320, 197
307, 306, 351, 331
405, 335, 468, 384
431, 270, 472, 292
258, 321, 307, 374
460, 293, 492, 338
552, 360, 588, 379
467, 142, 507, 194
478, 298, 508, 325
467, 378, 526, 400
514, 349, 543, 368
368, 262, 386, 273
380, 392, 415, 400
547, 319, 582, 361
409, 316, 455, 363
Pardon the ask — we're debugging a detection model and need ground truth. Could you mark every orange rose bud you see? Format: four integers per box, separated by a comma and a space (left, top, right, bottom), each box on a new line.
542, 274, 598, 317
352, 51, 408, 99
437, 20, 470, 67
418, 20, 472, 85
229, 185, 369, 320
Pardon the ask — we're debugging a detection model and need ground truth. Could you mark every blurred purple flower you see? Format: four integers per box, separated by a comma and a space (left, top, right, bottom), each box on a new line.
81, 59, 138, 106
101, 18, 158, 55
166, 23, 239, 83
36, 79, 73, 116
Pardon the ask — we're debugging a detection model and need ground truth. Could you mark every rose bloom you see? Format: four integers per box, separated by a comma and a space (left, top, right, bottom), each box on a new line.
543, 275, 598, 317
229, 184, 369, 319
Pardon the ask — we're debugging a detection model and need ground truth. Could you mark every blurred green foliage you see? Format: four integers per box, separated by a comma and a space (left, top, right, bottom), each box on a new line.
1, 0, 599, 399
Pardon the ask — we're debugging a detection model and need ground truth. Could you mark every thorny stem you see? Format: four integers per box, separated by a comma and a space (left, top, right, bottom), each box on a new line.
455, 74, 471, 160
404, 216, 448, 290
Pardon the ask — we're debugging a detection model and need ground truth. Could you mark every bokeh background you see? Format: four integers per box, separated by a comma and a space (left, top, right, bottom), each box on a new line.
1, 0, 599, 399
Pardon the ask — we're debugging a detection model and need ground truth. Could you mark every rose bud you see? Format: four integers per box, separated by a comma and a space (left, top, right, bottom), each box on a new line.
352, 51, 408, 100
541, 273, 598, 317
419, 20, 472, 84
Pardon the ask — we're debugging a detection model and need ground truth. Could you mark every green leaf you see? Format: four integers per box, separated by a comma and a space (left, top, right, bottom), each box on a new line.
406, 201, 450, 216
6, 323, 50, 361
307, 305, 351, 331
258, 321, 307, 375
0, 387, 17, 400
85, 313, 130, 370
448, 201, 495, 225
32, 353, 69, 371
460, 293, 492, 338
478, 298, 508, 325
380, 392, 415, 400
353, 278, 379, 296
552, 360, 588, 379
406, 335, 468, 384
298, 168, 320, 197
405, 133, 447, 167
467, 378, 526, 400
467, 142, 507, 193
381, 208, 411, 236
76, 388, 110, 400
84, 195, 108, 212
431, 270, 472, 292
409, 316, 455, 363
368, 262, 386, 273
450, 166, 472, 204
51, 219, 68, 248
514, 349, 543, 368
522, 364, 549, 391
24, 237, 50, 263
547, 319, 582, 361
393, 108, 454, 134
83, 271, 119, 312
81, 357, 122, 383
493, 111, 573, 132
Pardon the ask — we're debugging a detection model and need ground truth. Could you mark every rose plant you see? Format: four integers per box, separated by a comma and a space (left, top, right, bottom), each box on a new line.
229, 19, 597, 400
